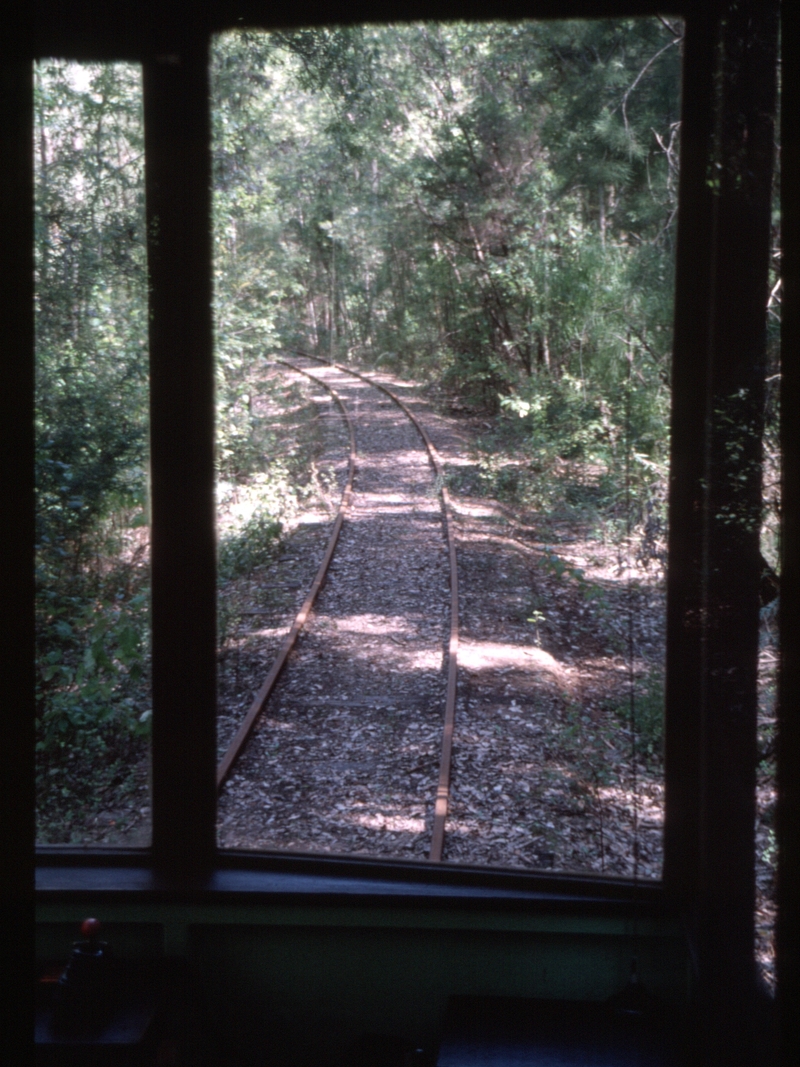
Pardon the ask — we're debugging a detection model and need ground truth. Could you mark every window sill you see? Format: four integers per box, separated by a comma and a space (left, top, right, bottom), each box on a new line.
36, 848, 666, 918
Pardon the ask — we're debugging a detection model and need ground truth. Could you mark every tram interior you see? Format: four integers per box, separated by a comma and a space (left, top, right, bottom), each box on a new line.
3, 1, 795, 1065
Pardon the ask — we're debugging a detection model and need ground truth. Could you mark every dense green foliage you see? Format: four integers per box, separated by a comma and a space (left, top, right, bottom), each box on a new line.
212, 20, 682, 531
36, 24, 685, 837
34, 62, 152, 838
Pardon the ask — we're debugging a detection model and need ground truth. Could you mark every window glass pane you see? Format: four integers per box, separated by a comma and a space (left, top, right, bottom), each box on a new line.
35, 61, 151, 846
213, 20, 682, 875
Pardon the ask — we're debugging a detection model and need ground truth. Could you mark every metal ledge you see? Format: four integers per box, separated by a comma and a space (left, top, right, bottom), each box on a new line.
36, 855, 667, 921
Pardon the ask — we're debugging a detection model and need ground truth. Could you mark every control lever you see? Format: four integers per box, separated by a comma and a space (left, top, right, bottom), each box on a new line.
53, 917, 117, 1034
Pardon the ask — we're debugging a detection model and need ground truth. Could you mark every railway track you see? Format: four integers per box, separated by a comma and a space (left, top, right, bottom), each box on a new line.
216, 356, 459, 862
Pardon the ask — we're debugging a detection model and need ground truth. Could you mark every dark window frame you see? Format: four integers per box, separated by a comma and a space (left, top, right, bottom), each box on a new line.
2, 0, 793, 1041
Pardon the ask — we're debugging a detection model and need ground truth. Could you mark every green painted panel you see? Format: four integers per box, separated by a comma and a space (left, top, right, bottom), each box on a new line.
187, 925, 687, 1066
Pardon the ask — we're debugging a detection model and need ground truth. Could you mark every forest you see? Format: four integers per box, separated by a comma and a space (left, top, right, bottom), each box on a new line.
33, 16, 778, 887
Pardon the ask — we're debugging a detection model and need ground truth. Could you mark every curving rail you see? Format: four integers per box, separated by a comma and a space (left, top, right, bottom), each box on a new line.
216, 361, 356, 788
217, 355, 459, 863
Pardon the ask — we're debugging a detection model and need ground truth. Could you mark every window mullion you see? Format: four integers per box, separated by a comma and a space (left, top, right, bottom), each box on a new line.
143, 43, 217, 876
665, 1, 779, 1057
1, 60, 36, 1028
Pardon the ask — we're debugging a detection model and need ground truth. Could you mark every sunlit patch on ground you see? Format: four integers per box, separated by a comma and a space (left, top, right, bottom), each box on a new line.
459, 640, 567, 681
318, 613, 413, 635
352, 812, 427, 833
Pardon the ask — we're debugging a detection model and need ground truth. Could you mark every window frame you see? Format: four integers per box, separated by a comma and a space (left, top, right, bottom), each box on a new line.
2, 0, 791, 1018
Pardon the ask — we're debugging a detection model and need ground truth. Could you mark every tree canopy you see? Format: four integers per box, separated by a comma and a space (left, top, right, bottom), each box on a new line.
213, 19, 681, 439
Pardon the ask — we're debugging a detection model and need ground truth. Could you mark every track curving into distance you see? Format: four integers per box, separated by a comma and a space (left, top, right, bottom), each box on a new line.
216, 356, 459, 861
216, 361, 356, 789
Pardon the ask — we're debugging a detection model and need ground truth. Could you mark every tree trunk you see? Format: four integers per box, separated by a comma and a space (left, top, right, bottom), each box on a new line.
536, 330, 550, 371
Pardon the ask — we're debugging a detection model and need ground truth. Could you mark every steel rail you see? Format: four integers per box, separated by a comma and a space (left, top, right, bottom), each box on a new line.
216, 360, 356, 789
298, 355, 459, 863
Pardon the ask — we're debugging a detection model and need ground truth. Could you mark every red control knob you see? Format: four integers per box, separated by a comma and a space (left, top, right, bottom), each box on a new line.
81, 918, 102, 940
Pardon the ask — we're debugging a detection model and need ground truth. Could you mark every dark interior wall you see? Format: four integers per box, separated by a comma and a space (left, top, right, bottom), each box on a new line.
37, 905, 688, 1062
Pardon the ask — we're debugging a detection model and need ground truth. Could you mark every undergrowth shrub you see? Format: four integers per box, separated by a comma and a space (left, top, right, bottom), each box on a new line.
218, 506, 283, 582
35, 558, 151, 838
